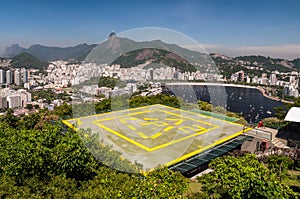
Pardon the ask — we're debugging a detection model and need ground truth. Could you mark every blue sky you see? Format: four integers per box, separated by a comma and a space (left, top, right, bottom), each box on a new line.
1, 0, 300, 59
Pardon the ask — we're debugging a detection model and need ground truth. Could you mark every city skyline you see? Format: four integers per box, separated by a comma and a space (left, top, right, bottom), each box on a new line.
1, 0, 300, 59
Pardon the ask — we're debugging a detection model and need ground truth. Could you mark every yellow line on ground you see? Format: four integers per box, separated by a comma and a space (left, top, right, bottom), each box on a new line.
127, 125, 137, 130
137, 132, 149, 139
151, 132, 162, 139
143, 117, 159, 121
164, 105, 211, 119
62, 120, 78, 131
163, 126, 174, 132
165, 127, 252, 166
161, 110, 219, 127
94, 110, 153, 123
94, 123, 151, 151
119, 117, 137, 124
75, 118, 83, 125
148, 126, 220, 151
63, 105, 158, 121
157, 104, 244, 127
166, 118, 184, 125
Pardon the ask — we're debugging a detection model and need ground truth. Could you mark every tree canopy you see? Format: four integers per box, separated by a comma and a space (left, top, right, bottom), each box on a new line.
198, 154, 297, 199
0, 99, 189, 198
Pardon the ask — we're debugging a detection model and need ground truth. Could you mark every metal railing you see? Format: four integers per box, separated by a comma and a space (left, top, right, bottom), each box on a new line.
244, 128, 272, 141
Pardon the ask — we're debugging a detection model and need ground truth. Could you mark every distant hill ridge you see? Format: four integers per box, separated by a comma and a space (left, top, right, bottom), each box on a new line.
211, 53, 300, 78
2, 34, 300, 74
3, 43, 97, 61
10, 52, 49, 69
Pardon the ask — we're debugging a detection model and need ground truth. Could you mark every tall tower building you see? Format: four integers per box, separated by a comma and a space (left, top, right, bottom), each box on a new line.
14, 69, 22, 86
0, 69, 5, 84
22, 69, 28, 83
270, 74, 277, 86
6, 70, 12, 84
0, 96, 7, 109
149, 68, 154, 81
237, 70, 245, 82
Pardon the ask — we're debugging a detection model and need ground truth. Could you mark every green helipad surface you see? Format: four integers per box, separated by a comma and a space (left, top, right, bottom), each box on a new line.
63, 104, 251, 170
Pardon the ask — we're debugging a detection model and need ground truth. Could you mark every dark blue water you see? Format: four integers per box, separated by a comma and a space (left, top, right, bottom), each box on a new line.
167, 85, 284, 123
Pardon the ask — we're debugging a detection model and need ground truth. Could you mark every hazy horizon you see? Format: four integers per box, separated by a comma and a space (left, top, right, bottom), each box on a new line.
2, 41, 299, 61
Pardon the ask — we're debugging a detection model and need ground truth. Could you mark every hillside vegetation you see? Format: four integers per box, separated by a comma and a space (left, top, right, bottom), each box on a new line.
10, 52, 49, 69
112, 48, 196, 72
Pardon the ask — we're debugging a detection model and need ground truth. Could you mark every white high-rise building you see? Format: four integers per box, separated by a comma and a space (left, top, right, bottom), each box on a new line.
7, 95, 21, 108
270, 74, 277, 86
290, 76, 296, 84
0, 69, 5, 84
6, 70, 12, 84
14, 69, 22, 86
22, 69, 28, 83
0, 96, 7, 109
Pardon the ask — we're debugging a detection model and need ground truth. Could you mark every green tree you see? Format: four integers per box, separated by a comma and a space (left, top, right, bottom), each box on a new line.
2, 108, 18, 128
95, 98, 111, 113
129, 94, 180, 108
198, 154, 297, 198
98, 76, 119, 89
53, 103, 72, 117
131, 167, 188, 198
275, 97, 300, 120
267, 155, 293, 182
198, 100, 212, 112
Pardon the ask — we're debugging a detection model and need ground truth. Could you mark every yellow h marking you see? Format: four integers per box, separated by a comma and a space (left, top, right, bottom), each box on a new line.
163, 126, 174, 132
151, 132, 162, 139
144, 117, 158, 121
137, 132, 148, 139
127, 125, 136, 130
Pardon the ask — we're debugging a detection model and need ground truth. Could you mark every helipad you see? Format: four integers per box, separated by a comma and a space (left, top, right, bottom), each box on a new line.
63, 104, 251, 170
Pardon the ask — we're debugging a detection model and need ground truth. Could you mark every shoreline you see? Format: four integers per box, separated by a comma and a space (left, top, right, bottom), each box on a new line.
256, 86, 293, 104
165, 82, 294, 104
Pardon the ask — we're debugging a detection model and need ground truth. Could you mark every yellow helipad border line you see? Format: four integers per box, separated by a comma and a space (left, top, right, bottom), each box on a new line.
165, 127, 252, 166
159, 109, 217, 127
62, 104, 253, 170
164, 105, 244, 127
93, 121, 218, 152
92, 108, 219, 152
64, 105, 161, 121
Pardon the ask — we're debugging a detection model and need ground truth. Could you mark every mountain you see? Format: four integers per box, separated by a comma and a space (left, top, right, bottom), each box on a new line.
3, 33, 300, 75
292, 58, 300, 70
211, 53, 300, 79
3, 43, 97, 61
111, 48, 196, 72
10, 52, 49, 69
85, 33, 212, 70
2, 44, 25, 57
